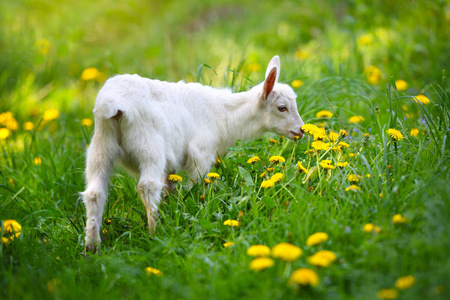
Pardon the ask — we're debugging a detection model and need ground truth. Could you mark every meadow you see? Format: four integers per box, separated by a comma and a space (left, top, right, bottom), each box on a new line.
1, 0, 449, 299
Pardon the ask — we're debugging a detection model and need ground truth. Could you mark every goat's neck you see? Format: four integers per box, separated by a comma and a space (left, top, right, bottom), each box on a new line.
221, 89, 266, 148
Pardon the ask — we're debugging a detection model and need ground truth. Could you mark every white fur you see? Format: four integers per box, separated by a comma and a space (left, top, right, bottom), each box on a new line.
82, 55, 305, 251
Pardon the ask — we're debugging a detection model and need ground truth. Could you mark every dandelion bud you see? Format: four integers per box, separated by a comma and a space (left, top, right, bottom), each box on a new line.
362, 133, 370, 147
339, 129, 348, 139
374, 106, 380, 114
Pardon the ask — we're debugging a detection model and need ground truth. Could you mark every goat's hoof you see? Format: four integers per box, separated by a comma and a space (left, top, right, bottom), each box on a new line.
85, 244, 98, 254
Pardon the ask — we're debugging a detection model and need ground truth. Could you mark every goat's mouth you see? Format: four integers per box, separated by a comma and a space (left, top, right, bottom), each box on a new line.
290, 131, 304, 140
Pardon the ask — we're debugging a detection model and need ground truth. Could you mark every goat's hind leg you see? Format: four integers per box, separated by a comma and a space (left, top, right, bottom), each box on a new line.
82, 119, 119, 253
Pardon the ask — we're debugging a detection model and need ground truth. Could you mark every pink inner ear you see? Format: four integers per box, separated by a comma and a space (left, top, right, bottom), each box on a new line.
263, 67, 277, 100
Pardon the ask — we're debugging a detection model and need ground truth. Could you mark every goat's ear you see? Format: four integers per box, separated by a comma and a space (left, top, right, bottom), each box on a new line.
265, 55, 280, 82
263, 67, 277, 100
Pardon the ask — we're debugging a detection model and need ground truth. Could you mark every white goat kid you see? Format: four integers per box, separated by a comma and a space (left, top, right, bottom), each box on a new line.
83, 55, 305, 252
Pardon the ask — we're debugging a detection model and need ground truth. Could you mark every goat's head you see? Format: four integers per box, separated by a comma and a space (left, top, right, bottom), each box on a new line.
256, 55, 305, 140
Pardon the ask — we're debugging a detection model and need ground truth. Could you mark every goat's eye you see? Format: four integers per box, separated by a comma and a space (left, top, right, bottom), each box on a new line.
278, 106, 287, 112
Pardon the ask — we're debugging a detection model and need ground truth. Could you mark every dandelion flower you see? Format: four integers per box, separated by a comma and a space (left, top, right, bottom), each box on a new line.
358, 35, 372, 46
337, 162, 348, 168
23, 122, 34, 131
395, 80, 408, 91
247, 245, 271, 257
43, 108, 60, 121
339, 129, 348, 138
81, 67, 102, 81
413, 95, 430, 105
349, 153, 356, 157
410, 128, 419, 137
2, 220, 22, 234
339, 141, 350, 148
363, 223, 374, 233
349, 115, 365, 123
392, 214, 407, 224
168, 174, 182, 182
269, 155, 285, 164
316, 110, 333, 119
33, 157, 42, 165
207, 172, 220, 180
329, 131, 339, 142
376, 289, 398, 299
272, 243, 303, 261
289, 268, 319, 287
319, 160, 335, 170
269, 138, 277, 144
145, 267, 162, 276
306, 232, 329, 247
364, 66, 382, 85
259, 171, 267, 178
387, 129, 404, 141
295, 49, 308, 60
204, 178, 211, 184
261, 180, 275, 189
81, 118, 93, 127
247, 156, 260, 164
223, 242, 235, 248
297, 161, 308, 173
395, 275, 416, 289
301, 124, 320, 136
291, 79, 304, 89
0, 128, 10, 140
270, 173, 283, 183
347, 174, 360, 182
223, 219, 239, 227
249, 257, 274, 271
307, 250, 337, 267
345, 185, 361, 192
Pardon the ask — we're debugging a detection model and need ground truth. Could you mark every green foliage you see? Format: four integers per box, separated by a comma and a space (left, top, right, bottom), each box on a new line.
1, 0, 449, 299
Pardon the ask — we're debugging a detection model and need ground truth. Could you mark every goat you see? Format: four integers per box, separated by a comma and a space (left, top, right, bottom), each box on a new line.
82, 55, 305, 252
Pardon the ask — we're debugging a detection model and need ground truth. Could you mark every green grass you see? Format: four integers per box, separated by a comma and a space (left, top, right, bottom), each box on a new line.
1, 0, 450, 299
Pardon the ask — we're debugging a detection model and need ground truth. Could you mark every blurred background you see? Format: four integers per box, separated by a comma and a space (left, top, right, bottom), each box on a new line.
0, 0, 448, 119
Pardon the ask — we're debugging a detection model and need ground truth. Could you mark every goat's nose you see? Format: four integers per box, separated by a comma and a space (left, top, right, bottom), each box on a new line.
300, 127, 305, 134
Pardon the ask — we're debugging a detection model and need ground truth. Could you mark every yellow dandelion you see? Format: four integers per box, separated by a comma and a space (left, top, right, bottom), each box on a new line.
392, 214, 407, 224
291, 79, 304, 89
249, 257, 275, 271
349, 153, 356, 157
337, 162, 348, 168
297, 161, 308, 173
204, 178, 211, 184
272, 243, 303, 262
410, 128, 419, 137
301, 123, 320, 136
81, 67, 102, 81
289, 268, 319, 287
339, 141, 350, 148
387, 129, 404, 141
357, 35, 372, 46
247, 63, 261, 73
261, 179, 275, 189
304, 149, 316, 155
315, 110, 333, 119
395, 80, 408, 91
33, 157, 42, 165
306, 232, 329, 247
81, 118, 93, 127
207, 172, 220, 180
395, 275, 416, 290
2, 220, 22, 234
23, 122, 34, 131
145, 267, 162, 276
363, 223, 374, 233
364, 66, 382, 85
307, 250, 337, 267
223, 219, 239, 227
347, 174, 360, 182
365, 174, 371, 178
413, 95, 430, 105
376, 289, 398, 299
0, 128, 10, 140
223, 241, 235, 248
43, 108, 60, 121
247, 245, 271, 257
270, 173, 283, 183
168, 174, 182, 182
260, 171, 267, 178
269, 138, 277, 144
295, 49, 308, 60
247, 156, 260, 164
266, 167, 274, 172
319, 160, 335, 170
349, 115, 365, 123
339, 129, 348, 138
269, 155, 285, 164
374, 225, 381, 233
345, 185, 361, 192
327, 131, 339, 142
